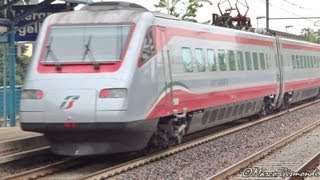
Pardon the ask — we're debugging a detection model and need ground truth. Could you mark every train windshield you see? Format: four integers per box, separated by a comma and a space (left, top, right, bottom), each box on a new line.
42, 25, 132, 64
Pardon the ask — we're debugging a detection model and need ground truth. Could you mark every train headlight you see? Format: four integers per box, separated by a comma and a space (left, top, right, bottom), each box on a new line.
99, 88, 127, 98
21, 89, 43, 99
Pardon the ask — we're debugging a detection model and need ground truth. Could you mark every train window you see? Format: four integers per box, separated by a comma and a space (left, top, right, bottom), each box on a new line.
140, 28, 156, 64
296, 55, 300, 68
297, 55, 303, 69
245, 52, 252, 70
237, 51, 245, 70
182, 47, 193, 72
309, 56, 312, 68
259, 53, 266, 70
304, 56, 309, 68
317, 57, 320, 68
266, 54, 271, 69
313, 56, 317, 68
218, 49, 227, 71
292, 55, 296, 69
228, 50, 236, 71
252, 52, 259, 70
207, 49, 217, 71
195, 48, 206, 72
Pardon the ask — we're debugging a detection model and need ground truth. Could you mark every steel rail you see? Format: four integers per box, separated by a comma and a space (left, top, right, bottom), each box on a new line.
207, 120, 320, 180
2, 157, 82, 180
0, 146, 50, 164
81, 100, 320, 180
287, 150, 320, 180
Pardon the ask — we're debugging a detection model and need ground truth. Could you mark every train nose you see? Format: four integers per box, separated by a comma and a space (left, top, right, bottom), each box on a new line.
44, 89, 97, 123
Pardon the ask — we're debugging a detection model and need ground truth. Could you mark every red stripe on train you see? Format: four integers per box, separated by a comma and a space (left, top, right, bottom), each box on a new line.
147, 84, 278, 119
147, 77, 320, 119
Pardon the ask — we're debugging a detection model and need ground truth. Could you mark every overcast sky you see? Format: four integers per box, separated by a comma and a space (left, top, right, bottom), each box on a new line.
90, 0, 320, 35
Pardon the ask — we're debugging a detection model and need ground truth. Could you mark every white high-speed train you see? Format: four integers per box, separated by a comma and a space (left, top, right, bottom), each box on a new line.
20, 2, 320, 155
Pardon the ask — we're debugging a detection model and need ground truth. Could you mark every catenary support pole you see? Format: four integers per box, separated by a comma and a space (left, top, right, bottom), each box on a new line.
2, 43, 7, 127
266, 0, 269, 29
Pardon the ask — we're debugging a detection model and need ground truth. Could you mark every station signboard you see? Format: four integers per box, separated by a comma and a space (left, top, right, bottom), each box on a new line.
12, 4, 67, 42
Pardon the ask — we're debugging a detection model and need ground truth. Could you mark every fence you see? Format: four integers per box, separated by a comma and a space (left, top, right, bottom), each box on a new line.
0, 86, 22, 126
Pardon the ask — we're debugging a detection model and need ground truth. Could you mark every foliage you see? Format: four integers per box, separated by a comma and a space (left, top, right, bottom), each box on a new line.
301, 28, 320, 43
0, 44, 31, 86
154, 0, 212, 22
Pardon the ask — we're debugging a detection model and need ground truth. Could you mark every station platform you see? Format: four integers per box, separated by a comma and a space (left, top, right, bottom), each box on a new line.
0, 126, 48, 157
0, 126, 41, 143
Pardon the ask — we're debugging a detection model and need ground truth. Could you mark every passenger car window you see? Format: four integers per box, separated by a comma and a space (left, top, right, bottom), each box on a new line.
292, 55, 296, 69
305, 56, 309, 68
182, 47, 193, 72
245, 52, 252, 70
266, 53, 271, 68
237, 51, 244, 70
297, 55, 302, 69
259, 53, 266, 70
228, 50, 236, 71
218, 49, 227, 71
195, 48, 205, 72
207, 49, 216, 71
296, 55, 300, 69
252, 52, 259, 70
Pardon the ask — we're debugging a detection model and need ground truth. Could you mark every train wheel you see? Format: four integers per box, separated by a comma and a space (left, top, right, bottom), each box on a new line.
258, 98, 272, 117
144, 116, 187, 154
280, 93, 292, 110
258, 101, 267, 117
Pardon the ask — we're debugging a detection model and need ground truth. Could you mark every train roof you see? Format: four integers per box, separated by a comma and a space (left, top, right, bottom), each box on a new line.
45, 1, 319, 46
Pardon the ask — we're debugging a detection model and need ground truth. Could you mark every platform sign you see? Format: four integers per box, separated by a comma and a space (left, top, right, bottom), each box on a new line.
12, 4, 67, 42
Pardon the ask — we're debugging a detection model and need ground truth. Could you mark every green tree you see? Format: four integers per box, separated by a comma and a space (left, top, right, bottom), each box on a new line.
155, 0, 212, 22
0, 44, 31, 86
301, 28, 319, 43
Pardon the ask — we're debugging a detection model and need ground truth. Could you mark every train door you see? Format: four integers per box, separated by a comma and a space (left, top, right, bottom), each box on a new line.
274, 36, 285, 107
158, 26, 174, 109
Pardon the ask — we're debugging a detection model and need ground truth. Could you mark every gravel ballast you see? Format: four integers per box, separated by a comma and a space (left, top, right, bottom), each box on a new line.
114, 102, 320, 180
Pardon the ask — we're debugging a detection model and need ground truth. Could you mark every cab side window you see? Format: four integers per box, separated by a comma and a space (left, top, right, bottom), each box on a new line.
141, 28, 156, 64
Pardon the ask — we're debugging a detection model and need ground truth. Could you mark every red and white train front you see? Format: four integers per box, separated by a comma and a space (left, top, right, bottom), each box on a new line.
20, 3, 160, 155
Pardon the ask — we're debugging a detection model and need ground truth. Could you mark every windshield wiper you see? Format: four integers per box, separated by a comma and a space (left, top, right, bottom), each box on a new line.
82, 36, 99, 69
45, 37, 62, 70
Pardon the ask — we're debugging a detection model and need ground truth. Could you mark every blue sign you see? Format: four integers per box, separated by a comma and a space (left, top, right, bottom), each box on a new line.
12, 4, 67, 42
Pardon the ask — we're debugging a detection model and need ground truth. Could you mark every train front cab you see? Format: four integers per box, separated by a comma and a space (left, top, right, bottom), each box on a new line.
20, 13, 160, 156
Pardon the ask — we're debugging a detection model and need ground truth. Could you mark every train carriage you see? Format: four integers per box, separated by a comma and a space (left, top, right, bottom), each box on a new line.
20, 2, 320, 156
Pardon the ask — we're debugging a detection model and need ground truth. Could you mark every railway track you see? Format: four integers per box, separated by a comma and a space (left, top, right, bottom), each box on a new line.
209, 120, 320, 180
4, 100, 320, 180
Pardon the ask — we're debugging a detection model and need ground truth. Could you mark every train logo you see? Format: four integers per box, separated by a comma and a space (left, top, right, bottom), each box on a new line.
59, 96, 80, 109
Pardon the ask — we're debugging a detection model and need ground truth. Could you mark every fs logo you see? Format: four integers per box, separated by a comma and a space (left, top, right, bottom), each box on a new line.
60, 96, 80, 109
